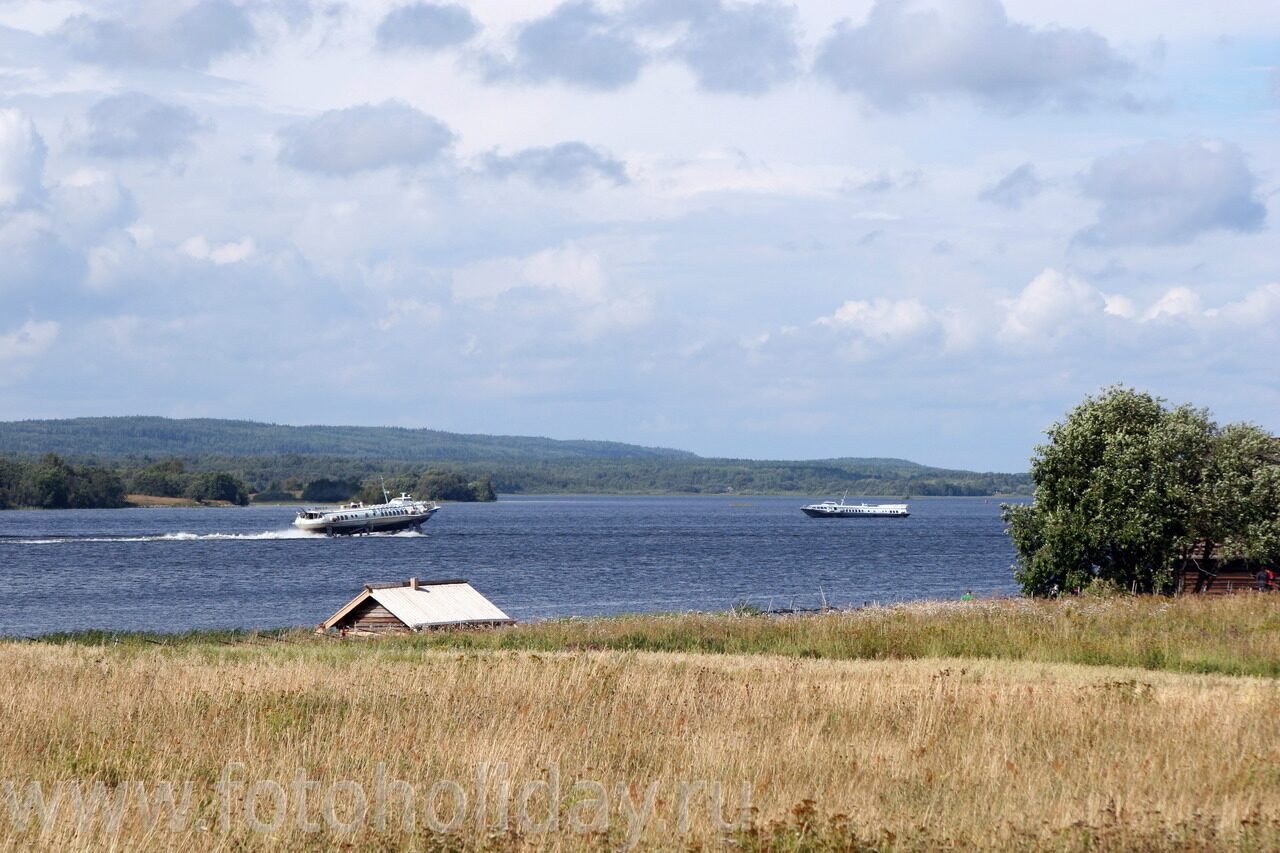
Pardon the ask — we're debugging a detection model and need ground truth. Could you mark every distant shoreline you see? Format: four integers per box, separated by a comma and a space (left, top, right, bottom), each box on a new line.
0, 492, 1030, 511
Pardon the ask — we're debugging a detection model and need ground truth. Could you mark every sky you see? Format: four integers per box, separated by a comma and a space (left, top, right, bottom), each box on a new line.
0, 0, 1276, 471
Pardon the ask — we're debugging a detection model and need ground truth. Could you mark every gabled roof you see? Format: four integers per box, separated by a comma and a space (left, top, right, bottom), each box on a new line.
321, 579, 513, 631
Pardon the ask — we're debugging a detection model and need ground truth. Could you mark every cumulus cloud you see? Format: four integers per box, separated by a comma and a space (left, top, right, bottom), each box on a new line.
492, 1, 646, 90
999, 268, 1103, 344
480, 142, 628, 188
56, 0, 256, 69
1141, 286, 1202, 322
815, 0, 1130, 111
1077, 139, 1267, 246
815, 297, 936, 343
83, 93, 207, 161
663, 0, 800, 95
980, 162, 1042, 208
277, 101, 454, 175
375, 3, 479, 52
1214, 283, 1280, 327
0, 109, 46, 209
0, 320, 59, 363
809, 271, 1280, 366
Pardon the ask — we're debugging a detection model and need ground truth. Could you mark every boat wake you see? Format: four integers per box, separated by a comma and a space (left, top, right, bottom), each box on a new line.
2, 529, 428, 544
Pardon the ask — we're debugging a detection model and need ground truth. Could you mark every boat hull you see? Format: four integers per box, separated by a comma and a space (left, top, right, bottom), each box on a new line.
293, 507, 439, 536
801, 507, 909, 518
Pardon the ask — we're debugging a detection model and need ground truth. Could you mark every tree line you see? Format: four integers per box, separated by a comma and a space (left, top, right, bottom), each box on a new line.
0, 456, 501, 509
290, 472, 497, 504
1, 453, 1030, 506
0, 456, 254, 509
0, 454, 127, 509
126, 460, 250, 505
1005, 387, 1280, 595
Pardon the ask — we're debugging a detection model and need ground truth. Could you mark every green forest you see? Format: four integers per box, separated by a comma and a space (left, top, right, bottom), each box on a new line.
0, 416, 1032, 509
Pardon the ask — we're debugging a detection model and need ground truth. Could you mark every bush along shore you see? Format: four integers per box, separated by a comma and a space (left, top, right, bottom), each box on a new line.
6, 596, 1280, 850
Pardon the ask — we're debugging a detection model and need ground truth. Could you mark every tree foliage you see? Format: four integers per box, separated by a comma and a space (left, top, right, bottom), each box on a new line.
0, 453, 127, 509
1005, 387, 1280, 595
183, 472, 250, 506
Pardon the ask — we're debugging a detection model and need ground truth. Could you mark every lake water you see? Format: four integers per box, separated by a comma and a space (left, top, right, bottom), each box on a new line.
0, 495, 1023, 636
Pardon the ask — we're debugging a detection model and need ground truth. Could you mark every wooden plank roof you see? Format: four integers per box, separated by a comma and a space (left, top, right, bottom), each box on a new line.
320, 578, 512, 631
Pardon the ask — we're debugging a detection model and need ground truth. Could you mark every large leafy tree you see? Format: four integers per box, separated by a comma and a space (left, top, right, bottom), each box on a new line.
1005, 387, 1280, 595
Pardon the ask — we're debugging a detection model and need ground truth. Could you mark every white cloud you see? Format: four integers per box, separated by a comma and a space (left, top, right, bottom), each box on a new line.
56, 1, 257, 69
487, 1, 647, 91
658, 0, 801, 95
180, 235, 256, 264
1142, 286, 1201, 321
1077, 139, 1266, 246
809, 274, 1280, 363
999, 269, 1103, 344
479, 141, 628, 188
815, 297, 936, 344
1102, 293, 1137, 319
276, 101, 455, 176
815, 0, 1130, 111
375, 3, 480, 53
1213, 284, 1280, 327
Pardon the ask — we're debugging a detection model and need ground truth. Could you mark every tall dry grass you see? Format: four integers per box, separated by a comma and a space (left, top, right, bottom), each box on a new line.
3, 623, 1280, 850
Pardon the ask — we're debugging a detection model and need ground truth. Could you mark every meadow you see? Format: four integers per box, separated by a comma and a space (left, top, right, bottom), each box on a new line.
5, 595, 1280, 851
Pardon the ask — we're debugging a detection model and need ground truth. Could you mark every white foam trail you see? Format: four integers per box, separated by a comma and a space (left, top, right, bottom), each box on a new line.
4, 529, 427, 544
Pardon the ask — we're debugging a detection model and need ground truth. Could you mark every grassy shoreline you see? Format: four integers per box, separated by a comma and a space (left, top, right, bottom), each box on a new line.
28, 595, 1280, 677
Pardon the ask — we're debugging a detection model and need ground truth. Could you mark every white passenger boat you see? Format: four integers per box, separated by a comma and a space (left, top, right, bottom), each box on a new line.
801, 495, 909, 518
294, 490, 439, 536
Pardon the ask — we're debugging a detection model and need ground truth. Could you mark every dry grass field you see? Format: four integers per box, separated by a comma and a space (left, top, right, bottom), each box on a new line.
4, 596, 1280, 851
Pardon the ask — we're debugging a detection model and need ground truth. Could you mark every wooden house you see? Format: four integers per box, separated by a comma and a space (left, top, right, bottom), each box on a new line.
319, 578, 513, 634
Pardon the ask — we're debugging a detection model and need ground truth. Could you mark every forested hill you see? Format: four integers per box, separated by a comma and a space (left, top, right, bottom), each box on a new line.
0, 417, 1032, 496
0, 417, 694, 462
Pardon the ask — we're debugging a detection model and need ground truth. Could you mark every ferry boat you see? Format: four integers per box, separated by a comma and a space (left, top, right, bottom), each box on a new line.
294, 489, 440, 536
801, 495, 909, 518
